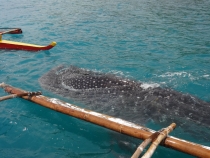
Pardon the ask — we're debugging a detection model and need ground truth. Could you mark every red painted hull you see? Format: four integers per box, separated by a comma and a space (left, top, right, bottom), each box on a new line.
0, 40, 56, 51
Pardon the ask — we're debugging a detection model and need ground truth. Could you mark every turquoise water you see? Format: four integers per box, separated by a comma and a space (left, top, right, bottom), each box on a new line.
0, 0, 210, 157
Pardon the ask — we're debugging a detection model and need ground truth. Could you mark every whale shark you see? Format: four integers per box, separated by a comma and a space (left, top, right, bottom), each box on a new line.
39, 65, 210, 140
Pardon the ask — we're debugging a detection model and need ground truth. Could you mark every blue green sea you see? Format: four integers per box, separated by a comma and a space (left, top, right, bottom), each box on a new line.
0, 0, 210, 157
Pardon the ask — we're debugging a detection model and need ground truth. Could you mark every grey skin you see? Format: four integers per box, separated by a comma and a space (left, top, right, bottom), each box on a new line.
39, 65, 210, 140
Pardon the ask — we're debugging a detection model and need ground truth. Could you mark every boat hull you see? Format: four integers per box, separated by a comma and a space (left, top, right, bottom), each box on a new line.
0, 28, 22, 34
0, 40, 56, 51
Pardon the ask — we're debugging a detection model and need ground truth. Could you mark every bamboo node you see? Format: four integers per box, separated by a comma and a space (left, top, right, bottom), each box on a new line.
138, 146, 143, 152
119, 124, 124, 133
83, 113, 89, 120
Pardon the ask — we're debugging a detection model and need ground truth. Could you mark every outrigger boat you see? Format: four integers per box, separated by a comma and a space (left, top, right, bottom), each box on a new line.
0, 28, 56, 51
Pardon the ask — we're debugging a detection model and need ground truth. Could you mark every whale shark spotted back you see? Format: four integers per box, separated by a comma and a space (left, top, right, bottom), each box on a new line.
39, 65, 210, 140
61, 69, 138, 90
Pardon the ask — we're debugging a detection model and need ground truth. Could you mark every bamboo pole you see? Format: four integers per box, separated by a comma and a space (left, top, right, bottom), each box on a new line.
0, 91, 41, 102
0, 94, 19, 101
142, 123, 176, 158
131, 132, 160, 158
0, 82, 210, 157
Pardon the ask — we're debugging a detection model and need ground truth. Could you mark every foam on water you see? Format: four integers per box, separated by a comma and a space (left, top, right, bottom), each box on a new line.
140, 82, 160, 89
159, 71, 190, 78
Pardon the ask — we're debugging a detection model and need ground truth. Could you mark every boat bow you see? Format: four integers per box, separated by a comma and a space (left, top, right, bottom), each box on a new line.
0, 38, 56, 51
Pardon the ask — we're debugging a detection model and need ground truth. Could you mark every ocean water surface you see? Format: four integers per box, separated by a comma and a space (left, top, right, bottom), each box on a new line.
0, 0, 210, 157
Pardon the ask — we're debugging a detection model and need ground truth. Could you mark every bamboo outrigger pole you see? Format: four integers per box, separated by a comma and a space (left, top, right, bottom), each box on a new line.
0, 82, 210, 157
0, 92, 41, 102
141, 123, 176, 158
132, 123, 176, 158
0, 94, 20, 101
131, 132, 160, 158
